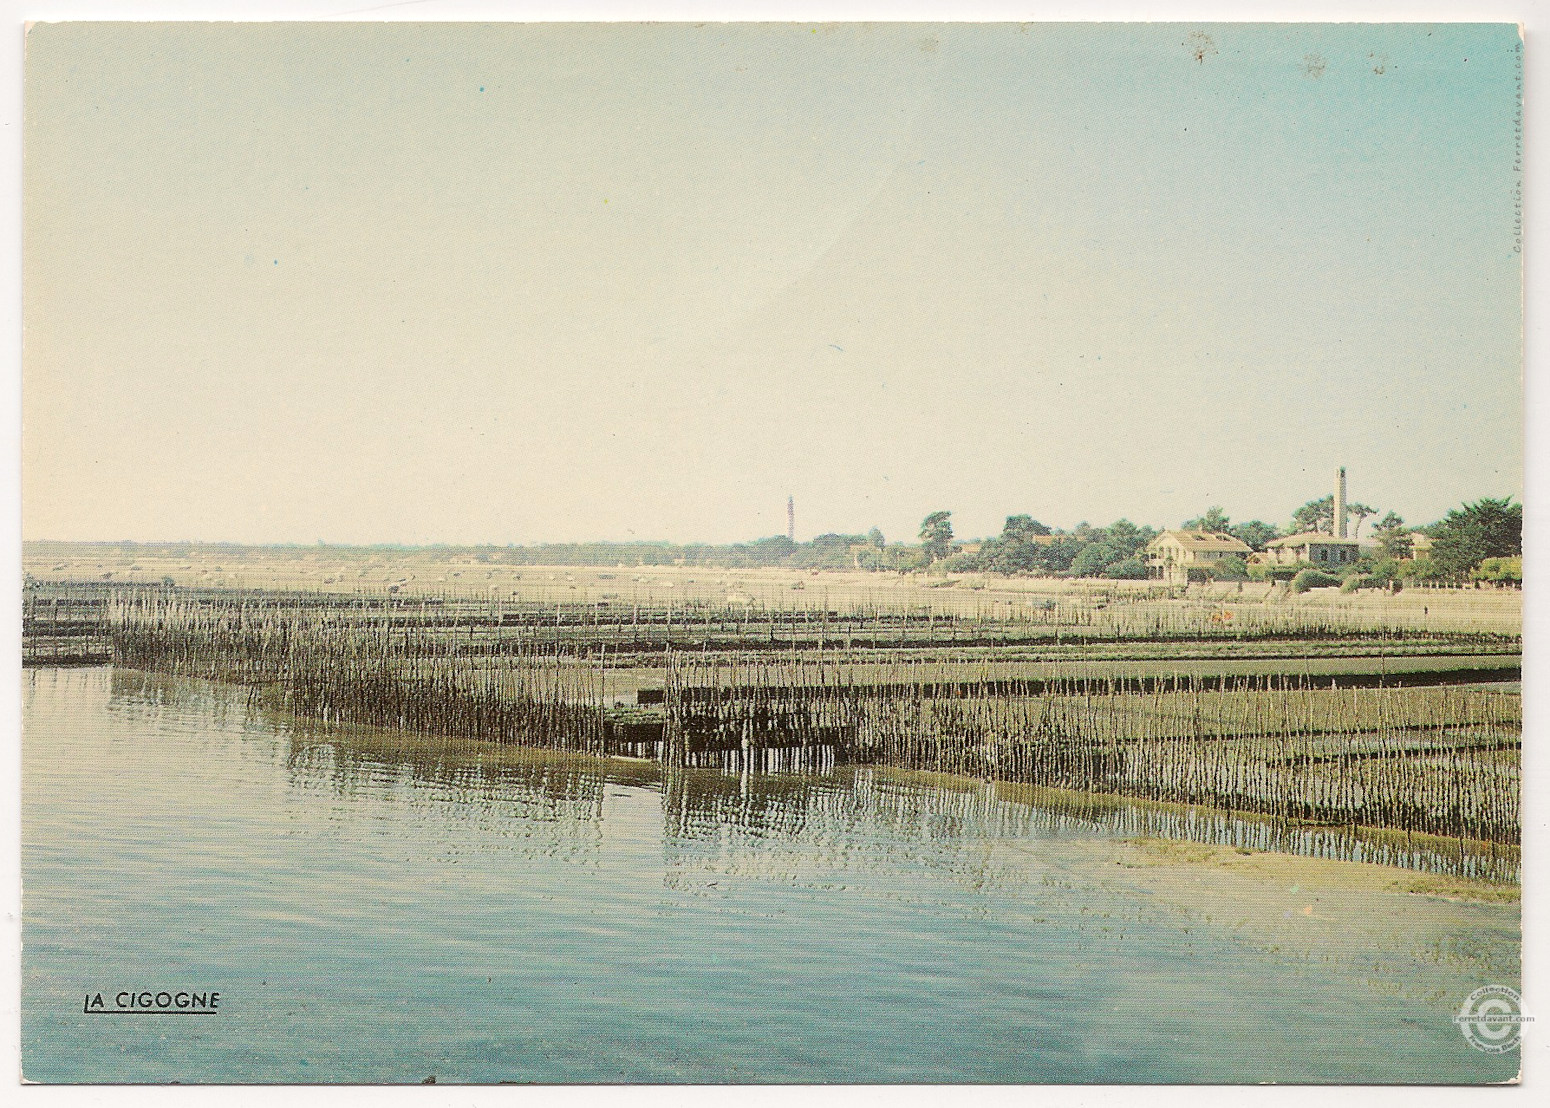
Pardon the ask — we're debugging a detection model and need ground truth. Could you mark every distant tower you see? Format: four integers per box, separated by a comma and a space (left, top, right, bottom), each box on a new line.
787, 496, 795, 542
1335, 467, 1348, 538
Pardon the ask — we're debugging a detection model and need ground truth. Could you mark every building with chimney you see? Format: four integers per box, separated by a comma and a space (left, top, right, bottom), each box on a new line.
1261, 532, 1362, 567
1259, 466, 1364, 568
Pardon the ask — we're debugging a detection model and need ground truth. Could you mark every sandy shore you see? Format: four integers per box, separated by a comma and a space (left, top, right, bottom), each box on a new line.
1040, 833, 1520, 986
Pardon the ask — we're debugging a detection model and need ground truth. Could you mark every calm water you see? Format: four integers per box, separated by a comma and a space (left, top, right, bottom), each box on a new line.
22, 667, 1520, 1084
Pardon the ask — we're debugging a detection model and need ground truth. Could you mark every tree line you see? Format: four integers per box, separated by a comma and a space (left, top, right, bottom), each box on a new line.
916, 495, 1521, 585
48, 495, 1518, 585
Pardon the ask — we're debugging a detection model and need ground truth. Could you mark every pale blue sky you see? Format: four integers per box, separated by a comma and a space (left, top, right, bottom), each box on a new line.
24, 22, 1522, 544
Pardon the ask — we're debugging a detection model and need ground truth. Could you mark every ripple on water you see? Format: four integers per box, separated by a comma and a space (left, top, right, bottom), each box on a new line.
21, 667, 1520, 1084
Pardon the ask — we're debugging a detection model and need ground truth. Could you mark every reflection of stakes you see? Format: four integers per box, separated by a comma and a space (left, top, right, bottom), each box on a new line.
86, 582, 1521, 843
665, 656, 1518, 844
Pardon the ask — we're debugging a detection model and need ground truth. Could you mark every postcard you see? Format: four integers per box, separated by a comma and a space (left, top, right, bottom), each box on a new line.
18, 20, 1526, 1086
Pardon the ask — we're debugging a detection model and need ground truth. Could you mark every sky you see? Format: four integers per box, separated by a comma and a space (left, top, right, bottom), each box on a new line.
22, 21, 1524, 545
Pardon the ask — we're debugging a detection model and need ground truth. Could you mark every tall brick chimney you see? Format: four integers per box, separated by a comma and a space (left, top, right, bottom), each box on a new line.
1335, 467, 1348, 538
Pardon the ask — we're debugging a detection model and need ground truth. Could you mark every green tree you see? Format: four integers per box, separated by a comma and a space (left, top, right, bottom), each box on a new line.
1183, 506, 1232, 533
1229, 520, 1280, 551
1292, 495, 1334, 534
1041, 536, 1084, 573
1399, 557, 1448, 582
1292, 568, 1341, 592
969, 515, 1059, 575
919, 511, 955, 563
1369, 557, 1402, 583
1215, 554, 1249, 579
867, 526, 885, 550
1070, 543, 1112, 577
1473, 556, 1523, 585
748, 535, 797, 564
1371, 512, 1413, 560
1292, 495, 1377, 537
1429, 497, 1522, 578
1103, 557, 1148, 580
1002, 514, 1052, 540
1065, 519, 1156, 578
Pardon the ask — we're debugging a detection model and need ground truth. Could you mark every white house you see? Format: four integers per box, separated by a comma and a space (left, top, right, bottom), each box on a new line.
1145, 530, 1253, 583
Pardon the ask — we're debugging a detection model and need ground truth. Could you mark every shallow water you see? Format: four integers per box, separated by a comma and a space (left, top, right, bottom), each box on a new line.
22, 667, 1520, 1083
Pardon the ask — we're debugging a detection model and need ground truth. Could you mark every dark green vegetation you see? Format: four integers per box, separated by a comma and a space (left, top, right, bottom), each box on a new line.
1427, 497, 1523, 579
1293, 569, 1341, 593
950, 517, 1156, 578
918, 510, 955, 563
1292, 495, 1376, 537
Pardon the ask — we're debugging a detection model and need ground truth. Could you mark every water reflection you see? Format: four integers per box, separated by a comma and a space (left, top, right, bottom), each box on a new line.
22, 668, 1522, 1085
103, 668, 1516, 884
